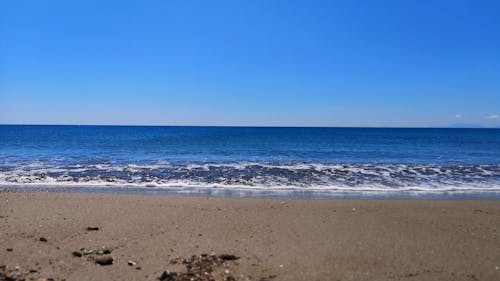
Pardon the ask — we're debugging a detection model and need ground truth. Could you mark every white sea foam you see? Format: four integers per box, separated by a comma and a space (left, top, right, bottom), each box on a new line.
0, 162, 499, 192
0, 180, 499, 194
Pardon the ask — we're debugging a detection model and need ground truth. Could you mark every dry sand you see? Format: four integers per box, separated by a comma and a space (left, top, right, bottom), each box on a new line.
0, 192, 499, 281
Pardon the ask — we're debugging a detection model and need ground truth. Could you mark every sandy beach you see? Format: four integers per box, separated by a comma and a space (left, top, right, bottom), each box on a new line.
0, 192, 499, 281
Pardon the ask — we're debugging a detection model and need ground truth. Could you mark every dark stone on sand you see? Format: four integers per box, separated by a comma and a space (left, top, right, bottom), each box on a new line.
96, 247, 111, 255
72, 251, 83, 257
39, 237, 48, 242
86, 226, 99, 231
159, 270, 178, 281
6, 248, 13, 252
95, 255, 113, 265
219, 254, 239, 261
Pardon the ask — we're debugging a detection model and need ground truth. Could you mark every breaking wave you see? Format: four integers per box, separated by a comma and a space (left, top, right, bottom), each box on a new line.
0, 162, 499, 192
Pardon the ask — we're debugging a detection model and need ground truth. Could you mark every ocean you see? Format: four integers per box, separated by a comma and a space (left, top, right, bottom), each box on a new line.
1, 125, 499, 197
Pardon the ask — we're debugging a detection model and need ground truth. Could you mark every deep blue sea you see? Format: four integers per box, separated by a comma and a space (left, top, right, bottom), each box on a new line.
1, 125, 499, 195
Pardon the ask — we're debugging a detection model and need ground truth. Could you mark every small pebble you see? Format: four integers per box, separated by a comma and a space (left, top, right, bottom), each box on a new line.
95, 255, 113, 265
83, 249, 94, 255
39, 237, 48, 242
219, 254, 239, 261
72, 251, 83, 257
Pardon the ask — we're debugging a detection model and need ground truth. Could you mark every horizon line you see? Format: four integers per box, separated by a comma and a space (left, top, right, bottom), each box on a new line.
0, 123, 498, 129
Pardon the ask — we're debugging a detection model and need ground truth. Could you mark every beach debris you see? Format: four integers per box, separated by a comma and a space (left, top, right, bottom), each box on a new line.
0, 265, 25, 281
86, 226, 99, 231
72, 251, 83, 257
128, 260, 137, 266
39, 237, 48, 242
95, 255, 114, 266
6, 248, 13, 252
1, 264, 54, 281
73, 247, 115, 266
159, 253, 266, 281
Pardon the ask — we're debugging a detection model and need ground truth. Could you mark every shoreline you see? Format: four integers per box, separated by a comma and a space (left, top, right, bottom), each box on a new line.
1, 192, 499, 280
1, 185, 500, 200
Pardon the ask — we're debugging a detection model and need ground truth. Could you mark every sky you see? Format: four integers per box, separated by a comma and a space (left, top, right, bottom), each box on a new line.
0, 0, 499, 127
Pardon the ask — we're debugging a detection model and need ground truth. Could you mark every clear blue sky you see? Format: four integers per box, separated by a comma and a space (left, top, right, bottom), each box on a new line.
1, 0, 499, 127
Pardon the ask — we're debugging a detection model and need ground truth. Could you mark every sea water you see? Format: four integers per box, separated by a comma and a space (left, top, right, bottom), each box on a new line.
1, 125, 499, 196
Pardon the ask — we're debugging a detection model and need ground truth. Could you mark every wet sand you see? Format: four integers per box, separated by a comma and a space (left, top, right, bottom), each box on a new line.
0, 192, 499, 280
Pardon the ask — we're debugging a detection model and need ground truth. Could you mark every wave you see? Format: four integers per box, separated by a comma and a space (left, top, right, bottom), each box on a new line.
0, 162, 499, 192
